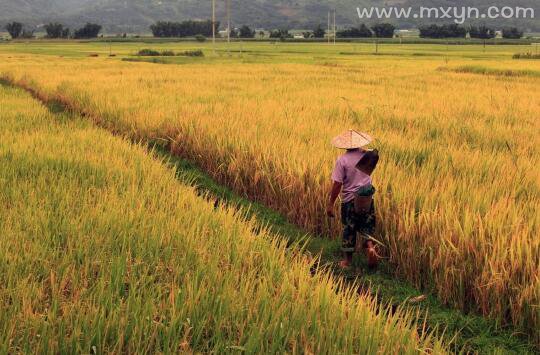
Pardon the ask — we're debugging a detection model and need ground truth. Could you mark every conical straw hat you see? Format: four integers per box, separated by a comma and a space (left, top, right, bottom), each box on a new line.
331, 129, 373, 149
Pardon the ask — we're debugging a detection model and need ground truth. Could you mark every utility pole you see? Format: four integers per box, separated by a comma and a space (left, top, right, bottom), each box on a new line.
212, 0, 216, 48
333, 9, 336, 45
327, 12, 330, 44
227, 0, 231, 44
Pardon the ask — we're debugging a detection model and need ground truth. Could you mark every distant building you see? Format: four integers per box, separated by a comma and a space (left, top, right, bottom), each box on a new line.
395, 29, 419, 37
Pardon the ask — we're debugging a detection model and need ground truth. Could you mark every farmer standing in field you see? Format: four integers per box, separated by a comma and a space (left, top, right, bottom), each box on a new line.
327, 129, 379, 269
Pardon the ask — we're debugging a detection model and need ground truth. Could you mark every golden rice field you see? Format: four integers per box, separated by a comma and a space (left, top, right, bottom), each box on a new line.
0, 41, 538, 343
0, 84, 447, 353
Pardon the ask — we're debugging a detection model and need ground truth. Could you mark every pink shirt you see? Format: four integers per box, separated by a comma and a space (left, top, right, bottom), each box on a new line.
332, 149, 372, 203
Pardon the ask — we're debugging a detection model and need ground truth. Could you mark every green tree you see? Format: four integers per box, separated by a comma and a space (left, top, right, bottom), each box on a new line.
5, 22, 23, 39
338, 24, 372, 38
150, 20, 216, 37
73, 23, 102, 39
419, 24, 466, 38
313, 24, 326, 38
502, 27, 523, 39
239, 25, 255, 38
357, 24, 373, 38
371, 23, 395, 38
269, 29, 291, 39
469, 25, 495, 39
44, 23, 70, 38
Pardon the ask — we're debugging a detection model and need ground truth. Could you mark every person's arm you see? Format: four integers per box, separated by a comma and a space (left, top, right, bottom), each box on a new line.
326, 181, 343, 217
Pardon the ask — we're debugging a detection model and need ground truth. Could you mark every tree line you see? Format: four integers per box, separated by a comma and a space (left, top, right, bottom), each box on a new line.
266, 23, 395, 39
419, 24, 523, 39
336, 23, 396, 38
148, 21, 397, 39
150, 21, 265, 39
150, 20, 217, 37
3, 20, 525, 41
4, 22, 102, 39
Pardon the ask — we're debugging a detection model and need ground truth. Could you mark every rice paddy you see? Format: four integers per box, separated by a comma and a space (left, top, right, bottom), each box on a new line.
0, 40, 538, 350
0, 83, 449, 353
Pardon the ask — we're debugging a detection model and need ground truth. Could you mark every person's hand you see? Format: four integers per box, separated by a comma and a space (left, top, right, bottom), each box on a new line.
326, 204, 335, 218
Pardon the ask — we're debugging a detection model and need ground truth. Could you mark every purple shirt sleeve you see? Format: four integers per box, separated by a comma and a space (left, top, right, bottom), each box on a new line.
331, 157, 345, 183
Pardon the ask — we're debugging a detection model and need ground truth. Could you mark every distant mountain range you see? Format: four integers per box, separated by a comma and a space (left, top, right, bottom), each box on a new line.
1, 0, 538, 33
